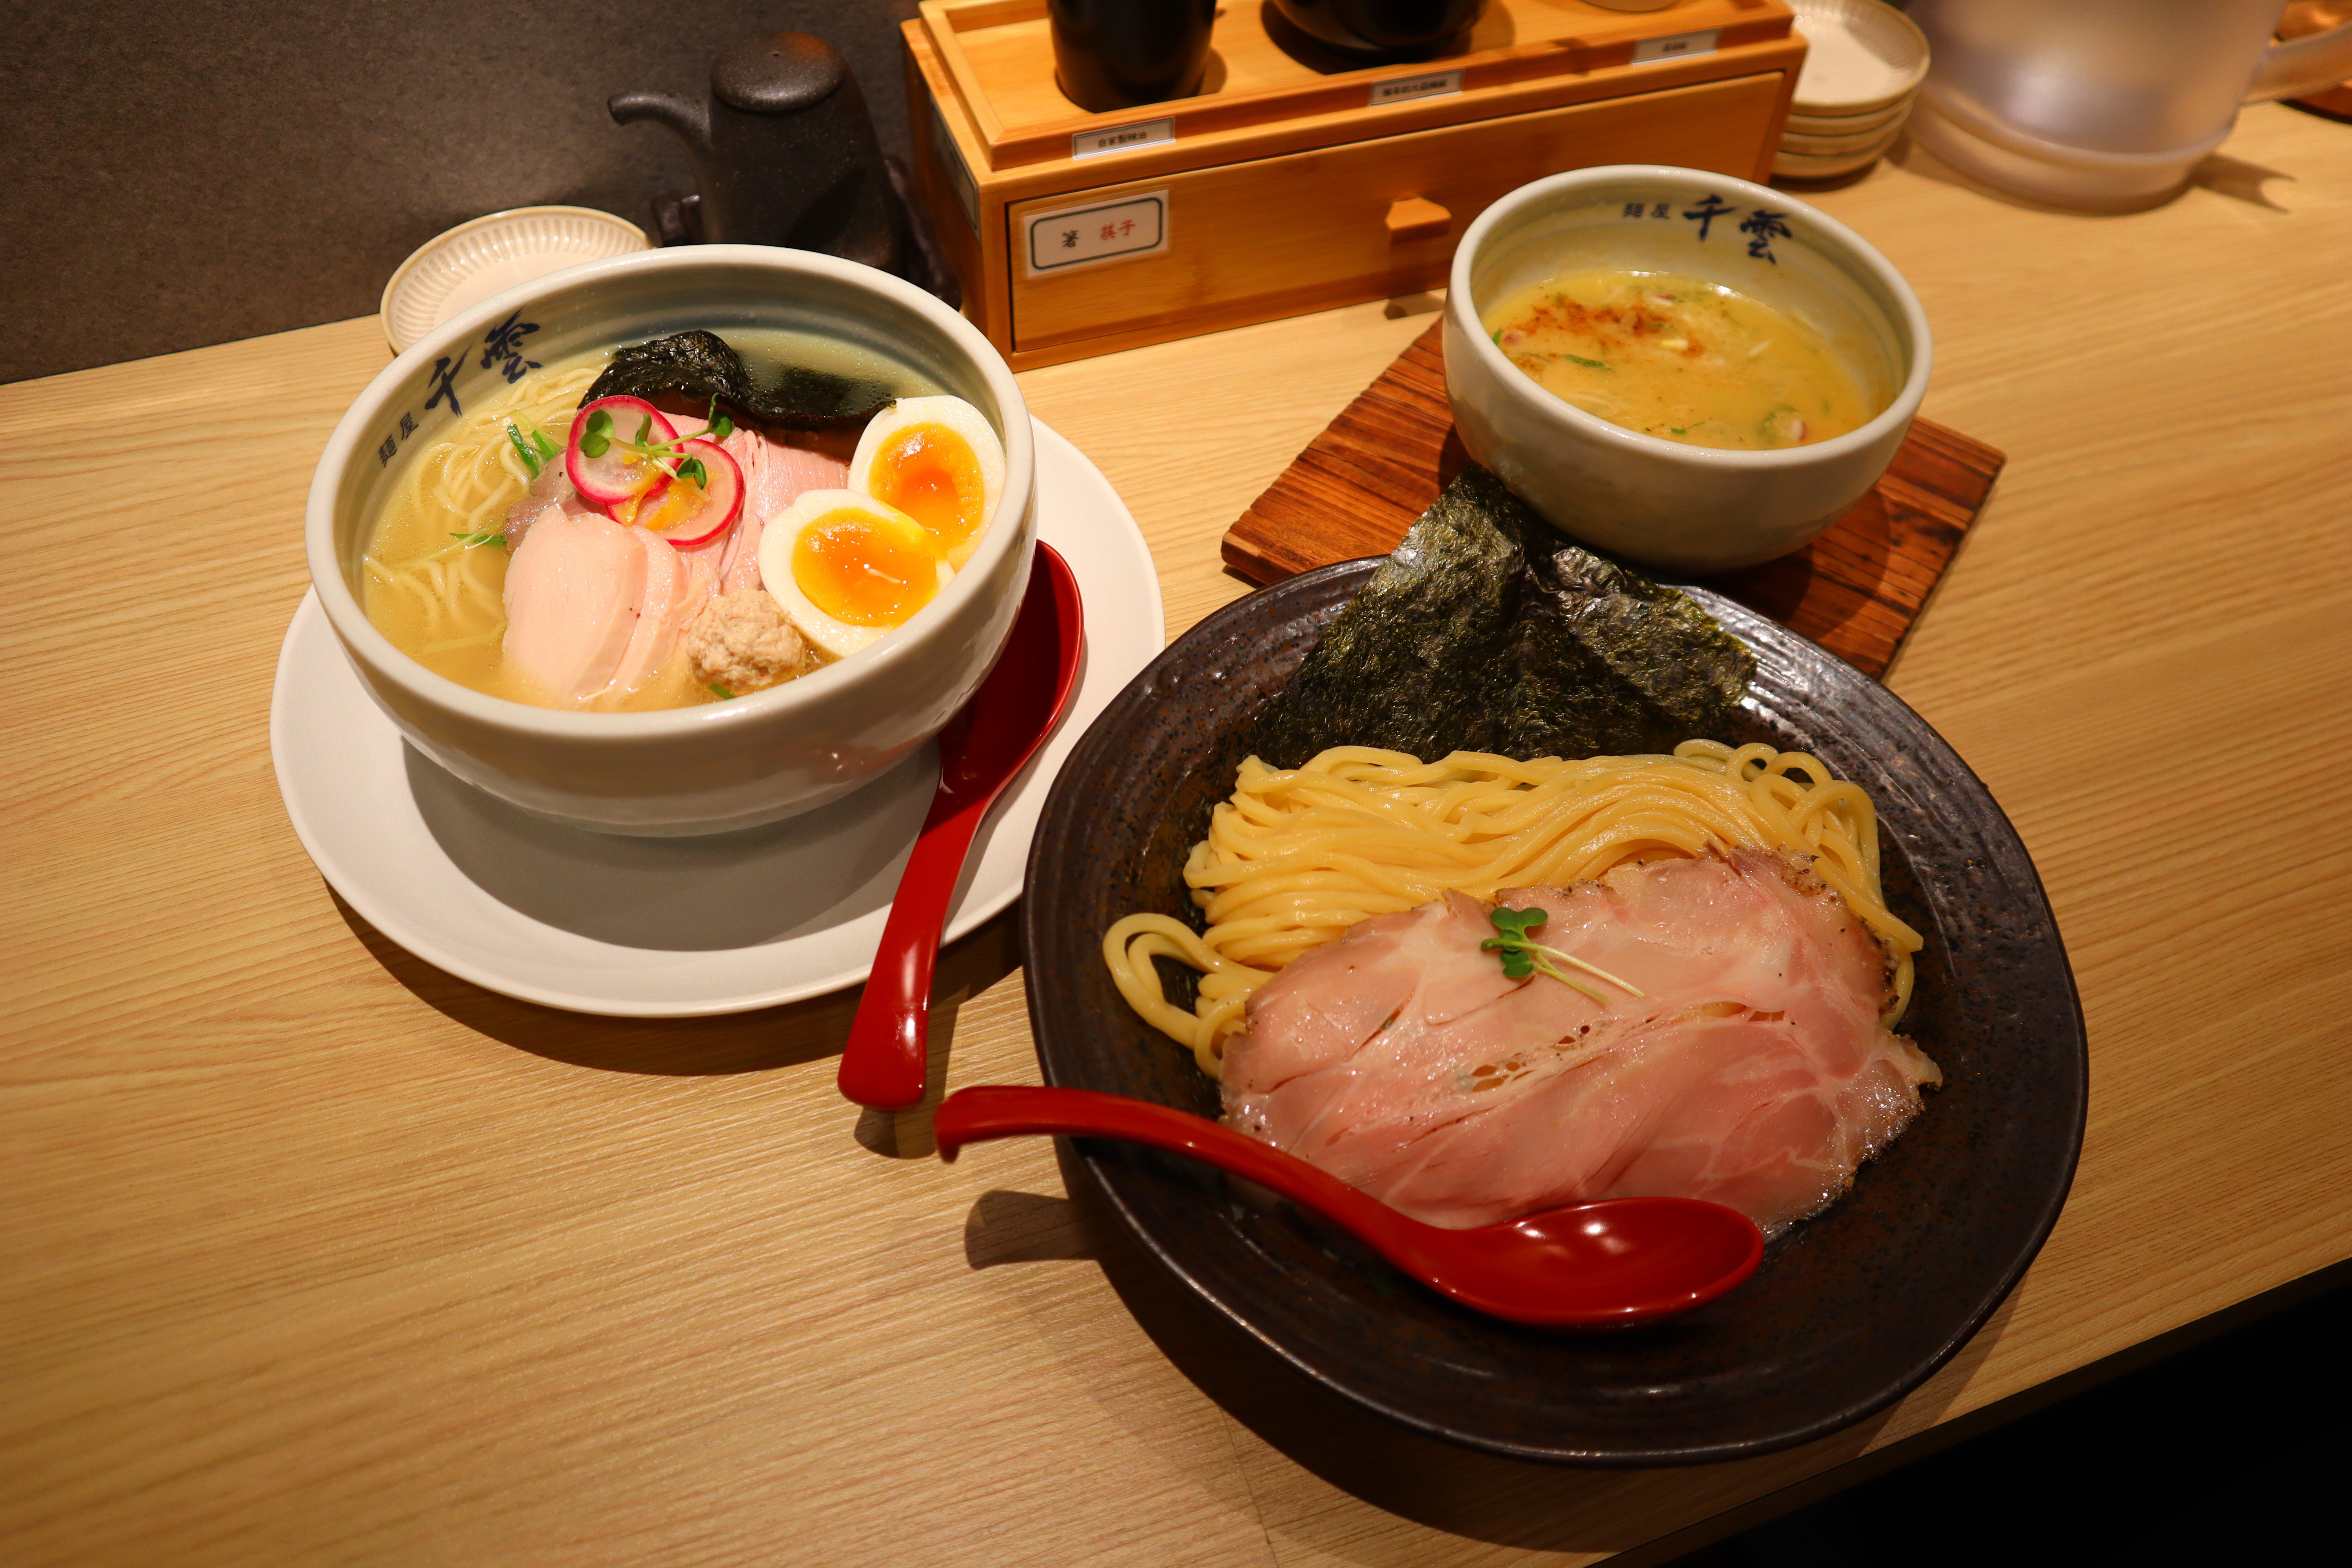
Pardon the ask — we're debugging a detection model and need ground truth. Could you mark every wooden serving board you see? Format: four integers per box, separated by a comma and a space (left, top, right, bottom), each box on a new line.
1222, 321, 2005, 679
922, 0, 1796, 171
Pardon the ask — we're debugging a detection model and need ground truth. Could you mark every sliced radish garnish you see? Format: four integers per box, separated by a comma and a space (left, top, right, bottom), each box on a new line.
635, 439, 743, 546
567, 396, 677, 506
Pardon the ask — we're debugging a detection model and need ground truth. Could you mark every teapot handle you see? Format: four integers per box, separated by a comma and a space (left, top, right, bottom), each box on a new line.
2248, 17, 2352, 103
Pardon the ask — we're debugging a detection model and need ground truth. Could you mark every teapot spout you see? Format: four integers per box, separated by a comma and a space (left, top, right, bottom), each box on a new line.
608, 91, 712, 157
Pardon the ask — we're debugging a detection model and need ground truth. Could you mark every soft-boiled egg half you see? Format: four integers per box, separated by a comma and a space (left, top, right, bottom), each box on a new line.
847, 396, 1004, 570
759, 490, 953, 659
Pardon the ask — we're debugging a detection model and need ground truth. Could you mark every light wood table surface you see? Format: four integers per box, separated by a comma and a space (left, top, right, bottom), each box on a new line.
5, 103, 2349, 1568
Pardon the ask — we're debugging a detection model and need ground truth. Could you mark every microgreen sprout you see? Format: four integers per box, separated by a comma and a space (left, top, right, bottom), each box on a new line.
575, 397, 734, 485
449, 529, 506, 549
1480, 906, 1645, 1006
504, 421, 559, 477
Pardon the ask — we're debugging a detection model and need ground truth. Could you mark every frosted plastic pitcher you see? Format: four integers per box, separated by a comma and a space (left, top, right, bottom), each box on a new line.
1907, 0, 2352, 206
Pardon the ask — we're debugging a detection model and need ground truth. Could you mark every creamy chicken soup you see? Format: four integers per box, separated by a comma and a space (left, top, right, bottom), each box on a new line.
1481, 268, 1877, 451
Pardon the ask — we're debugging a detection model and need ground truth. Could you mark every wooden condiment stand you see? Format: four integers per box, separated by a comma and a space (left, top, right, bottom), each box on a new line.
902, 0, 1807, 369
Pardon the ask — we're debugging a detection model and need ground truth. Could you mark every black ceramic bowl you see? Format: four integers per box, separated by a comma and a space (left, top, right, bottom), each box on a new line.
1020, 560, 2087, 1465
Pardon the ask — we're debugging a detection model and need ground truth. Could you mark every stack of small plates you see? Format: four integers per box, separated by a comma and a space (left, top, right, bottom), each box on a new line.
379, 207, 650, 355
1774, 0, 1931, 180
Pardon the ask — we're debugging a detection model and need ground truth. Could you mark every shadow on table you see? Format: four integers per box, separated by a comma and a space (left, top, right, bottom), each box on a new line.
1883, 132, 2297, 215
962, 1140, 2020, 1563
331, 886, 1020, 1078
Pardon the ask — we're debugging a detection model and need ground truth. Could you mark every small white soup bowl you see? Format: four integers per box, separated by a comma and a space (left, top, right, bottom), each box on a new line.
307, 245, 1036, 836
1445, 165, 1931, 572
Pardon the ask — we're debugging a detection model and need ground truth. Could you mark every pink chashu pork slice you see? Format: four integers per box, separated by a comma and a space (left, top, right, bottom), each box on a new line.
499, 510, 647, 703
499, 421, 848, 701
1219, 850, 1942, 1237
504, 465, 601, 546
670, 416, 850, 594
603, 528, 700, 695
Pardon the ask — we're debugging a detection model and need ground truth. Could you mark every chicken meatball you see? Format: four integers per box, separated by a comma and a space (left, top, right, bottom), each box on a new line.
684, 589, 805, 695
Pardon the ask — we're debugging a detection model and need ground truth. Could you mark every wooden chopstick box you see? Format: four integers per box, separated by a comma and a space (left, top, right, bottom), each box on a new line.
902, 0, 1807, 370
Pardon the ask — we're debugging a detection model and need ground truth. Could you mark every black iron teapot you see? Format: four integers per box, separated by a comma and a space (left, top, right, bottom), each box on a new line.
610, 31, 901, 273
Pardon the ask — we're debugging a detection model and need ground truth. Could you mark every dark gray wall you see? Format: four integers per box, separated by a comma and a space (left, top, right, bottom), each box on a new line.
5, 0, 920, 383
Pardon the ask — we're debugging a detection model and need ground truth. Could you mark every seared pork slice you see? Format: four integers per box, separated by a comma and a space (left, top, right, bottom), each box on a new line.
500, 511, 646, 704
720, 431, 849, 594
504, 468, 601, 546
667, 419, 850, 595
603, 529, 700, 696
1221, 851, 1940, 1236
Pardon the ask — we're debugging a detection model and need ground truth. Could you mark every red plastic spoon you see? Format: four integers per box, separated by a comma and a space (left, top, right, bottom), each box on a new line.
837, 544, 1085, 1109
934, 1085, 1766, 1329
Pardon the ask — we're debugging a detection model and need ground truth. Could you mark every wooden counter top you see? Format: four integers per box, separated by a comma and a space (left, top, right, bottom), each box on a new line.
4, 106, 2348, 1566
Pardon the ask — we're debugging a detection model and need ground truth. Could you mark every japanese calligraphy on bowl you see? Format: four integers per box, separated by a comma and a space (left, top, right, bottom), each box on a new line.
1443, 164, 1932, 573
370, 309, 545, 471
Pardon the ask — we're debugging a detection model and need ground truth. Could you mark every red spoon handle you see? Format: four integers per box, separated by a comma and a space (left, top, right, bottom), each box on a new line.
935, 1085, 1405, 1248
837, 799, 987, 1109
837, 546, 1085, 1111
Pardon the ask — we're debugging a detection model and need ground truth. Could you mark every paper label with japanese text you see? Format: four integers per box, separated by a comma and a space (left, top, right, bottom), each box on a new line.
1024, 192, 1170, 276
1368, 69, 1462, 107
1631, 29, 1720, 65
1072, 118, 1176, 159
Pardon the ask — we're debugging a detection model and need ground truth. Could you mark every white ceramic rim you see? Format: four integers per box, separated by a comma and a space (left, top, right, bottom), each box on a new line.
311, 244, 1035, 747
376, 205, 651, 355
1769, 144, 1882, 177
1786, 99, 1912, 135
1771, 143, 1889, 178
1788, 0, 1932, 116
1448, 164, 1933, 480
1780, 114, 1909, 156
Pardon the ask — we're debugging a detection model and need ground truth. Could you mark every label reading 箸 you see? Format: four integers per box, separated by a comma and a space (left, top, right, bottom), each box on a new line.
1024, 192, 1170, 276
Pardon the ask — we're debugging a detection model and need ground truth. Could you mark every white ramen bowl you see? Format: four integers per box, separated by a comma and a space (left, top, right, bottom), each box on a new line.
307, 245, 1038, 836
1444, 165, 1931, 572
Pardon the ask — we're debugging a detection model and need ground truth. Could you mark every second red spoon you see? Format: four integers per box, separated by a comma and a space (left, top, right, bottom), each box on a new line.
935, 1084, 1764, 1329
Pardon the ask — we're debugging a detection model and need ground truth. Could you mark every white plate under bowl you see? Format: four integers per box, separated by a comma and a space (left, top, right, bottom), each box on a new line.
379, 207, 651, 354
270, 419, 1163, 1016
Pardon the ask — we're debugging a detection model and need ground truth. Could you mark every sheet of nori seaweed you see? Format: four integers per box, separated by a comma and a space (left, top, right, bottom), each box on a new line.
1246, 466, 1756, 769
582, 330, 895, 430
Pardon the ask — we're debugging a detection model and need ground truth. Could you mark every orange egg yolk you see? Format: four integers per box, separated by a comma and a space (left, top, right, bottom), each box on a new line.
869, 425, 984, 554
792, 512, 941, 627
